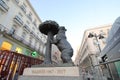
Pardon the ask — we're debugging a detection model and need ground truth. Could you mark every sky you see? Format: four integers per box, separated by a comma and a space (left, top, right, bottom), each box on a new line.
29, 0, 120, 60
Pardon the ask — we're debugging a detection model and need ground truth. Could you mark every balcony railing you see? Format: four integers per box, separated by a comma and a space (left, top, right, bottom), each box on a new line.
14, 15, 24, 26
15, 0, 19, 4
33, 21, 37, 27
12, 33, 23, 41
0, 24, 7, 32
27, 14, 32, 22
0, 0, 9, 12
0, 24, 16, 36
30, 31, 36, 37
0, 24, 11, 36
23, 24, 31, 32
0, 50, 43, 80
2, 31, 43, 57
11, 34, 31, 47
0, 25, 43, 55
20, 5, 26, 14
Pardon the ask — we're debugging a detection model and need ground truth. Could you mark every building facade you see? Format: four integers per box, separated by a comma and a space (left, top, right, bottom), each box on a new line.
75, 25, 111, 80
101, 17, 120, 80
0, 0, 62, 62
0, 0, 47, 59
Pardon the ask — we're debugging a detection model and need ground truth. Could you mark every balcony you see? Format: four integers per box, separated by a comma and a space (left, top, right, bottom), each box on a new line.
11, 33, 23, 41
10, 33, 34, 50
27, 14, 32, 22
30, 31, 36, 38
14, 15, 23, 26
0, 25, 12, 37
0, 24, 7, 32
7, 29, 16, 36
20, 5, 26, 14
23, 24, 31, 32
15, 0, 19, 4
0, 0, 9, 12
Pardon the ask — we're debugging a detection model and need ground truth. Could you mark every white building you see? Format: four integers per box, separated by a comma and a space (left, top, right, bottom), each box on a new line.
0, 0, 62, 62
74, 24, 111, 80
0, 0, 47, 59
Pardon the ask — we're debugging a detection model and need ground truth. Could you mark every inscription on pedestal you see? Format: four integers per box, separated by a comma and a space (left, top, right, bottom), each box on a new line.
31, 69, 66, 74
23, 67, 79, 76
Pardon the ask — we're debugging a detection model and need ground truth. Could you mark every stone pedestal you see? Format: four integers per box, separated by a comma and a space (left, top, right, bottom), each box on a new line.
18, 76, 80, 80
18, 66, 82, 80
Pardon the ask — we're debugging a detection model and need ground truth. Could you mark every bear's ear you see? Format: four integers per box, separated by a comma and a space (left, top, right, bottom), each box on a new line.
59, 26, 67, 31
63, 27, 67, 31
65, 28, 67, 31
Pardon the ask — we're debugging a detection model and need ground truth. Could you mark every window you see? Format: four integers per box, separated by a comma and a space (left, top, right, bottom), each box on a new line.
0, 41, 12, 50
115, 61, 120, 77
29, 36, 33, 44
27, 12, 32, 21
99, 30, 105, 35
16, 47, 22, 53
0, 0, 9, 12
25, 49, 31, 56
14, 15, 23, 25
21, 31, 26, 39
9, 27, 15, 35
24, 24, 30, 32
26, 20, 30, 25
15, 0, 19, 4
33, 19, 37, 27
20, 3, 26, 13
18, 12, 23, 17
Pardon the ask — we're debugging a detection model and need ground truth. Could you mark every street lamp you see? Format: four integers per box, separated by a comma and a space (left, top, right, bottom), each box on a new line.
88, 32, 105, 80
88, 32, 104, 52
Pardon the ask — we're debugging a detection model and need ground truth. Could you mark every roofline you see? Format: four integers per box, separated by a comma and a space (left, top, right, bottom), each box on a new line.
26, 0, 42, 23
85, 24, 112, 32
76, 24, 112, 57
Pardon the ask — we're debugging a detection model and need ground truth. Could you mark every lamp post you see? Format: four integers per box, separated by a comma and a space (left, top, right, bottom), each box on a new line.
88, 33, 104, 52
88, 32, 104, 80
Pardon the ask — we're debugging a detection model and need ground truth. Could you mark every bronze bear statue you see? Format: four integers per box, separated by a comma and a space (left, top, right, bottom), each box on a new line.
51, 26, 73, 63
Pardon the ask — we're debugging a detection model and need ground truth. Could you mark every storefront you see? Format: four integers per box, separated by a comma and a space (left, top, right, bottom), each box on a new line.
0, 37, 36, 57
